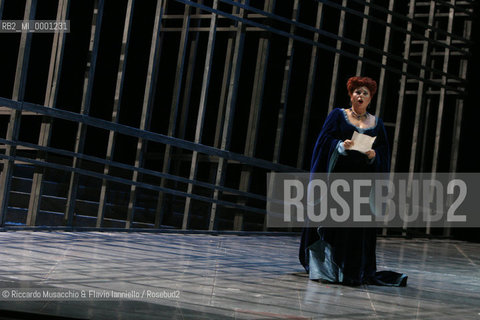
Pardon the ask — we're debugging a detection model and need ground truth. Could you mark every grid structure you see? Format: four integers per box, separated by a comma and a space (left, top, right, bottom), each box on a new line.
0, 0, 475, 233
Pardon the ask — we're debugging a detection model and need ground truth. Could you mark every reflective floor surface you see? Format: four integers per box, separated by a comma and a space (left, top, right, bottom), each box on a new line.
0, 231, 479, 319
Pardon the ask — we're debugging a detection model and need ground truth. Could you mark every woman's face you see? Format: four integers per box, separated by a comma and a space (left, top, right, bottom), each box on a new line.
350, 86, 371, 110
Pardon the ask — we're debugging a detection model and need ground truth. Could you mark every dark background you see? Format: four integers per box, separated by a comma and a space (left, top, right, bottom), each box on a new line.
0, 0, 478, 239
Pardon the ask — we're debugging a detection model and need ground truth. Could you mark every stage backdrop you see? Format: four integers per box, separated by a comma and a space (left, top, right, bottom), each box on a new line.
0, 0, 475, 236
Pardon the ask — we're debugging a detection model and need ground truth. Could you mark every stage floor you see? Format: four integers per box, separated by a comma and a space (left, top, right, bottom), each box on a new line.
0, 231, 479, 319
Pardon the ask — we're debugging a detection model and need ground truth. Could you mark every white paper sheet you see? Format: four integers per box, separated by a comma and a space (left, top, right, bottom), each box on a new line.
350, 131, 376, 153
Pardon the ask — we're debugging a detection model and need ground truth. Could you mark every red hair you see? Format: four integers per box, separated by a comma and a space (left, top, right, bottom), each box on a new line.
347, 76, 377, 96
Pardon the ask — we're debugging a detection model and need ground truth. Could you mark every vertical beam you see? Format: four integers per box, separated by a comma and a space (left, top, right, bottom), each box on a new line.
390, 0, 415, 173
404, 0, 436, 234
327, 0, 347, 114
355, 0, 370, 76
170, 2, 204, 227
428, 0, 455, 235
445, 16, 470, 238
388, 0, 415, 236
402, 1, 436, 236
208, 0, 248, 231
378, 0, 395, 236
154, 2, 191, 228
64, 0, 105, 226
0, 0, 37, 226
449, 17, 471, 174
448, 99, 463, 172
27, 0, 70, 226
264, 0, 301, 233
177, 3, 204, 141
212, 30, 235, 150
408, 1, 435, 174
210, 1, 248, 153
297, 2, 323, 169
197, 4, 238, 230
272, 0, 299, 164
182, 0, 219, 230
264, 0, 300, 232
96, 0, 136, 227
375, 0, 395, 118
431, 0, 454, 174
419, 94, 432, 170
234, 0, 276, 231
125, 0, 166, 228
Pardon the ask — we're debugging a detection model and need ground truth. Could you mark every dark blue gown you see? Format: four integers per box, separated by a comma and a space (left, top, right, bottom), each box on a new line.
299, 108, 407, 286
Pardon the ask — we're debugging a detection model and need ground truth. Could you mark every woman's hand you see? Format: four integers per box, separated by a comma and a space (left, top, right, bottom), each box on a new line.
365, 149, 376, 159
343, 139, 354, 149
